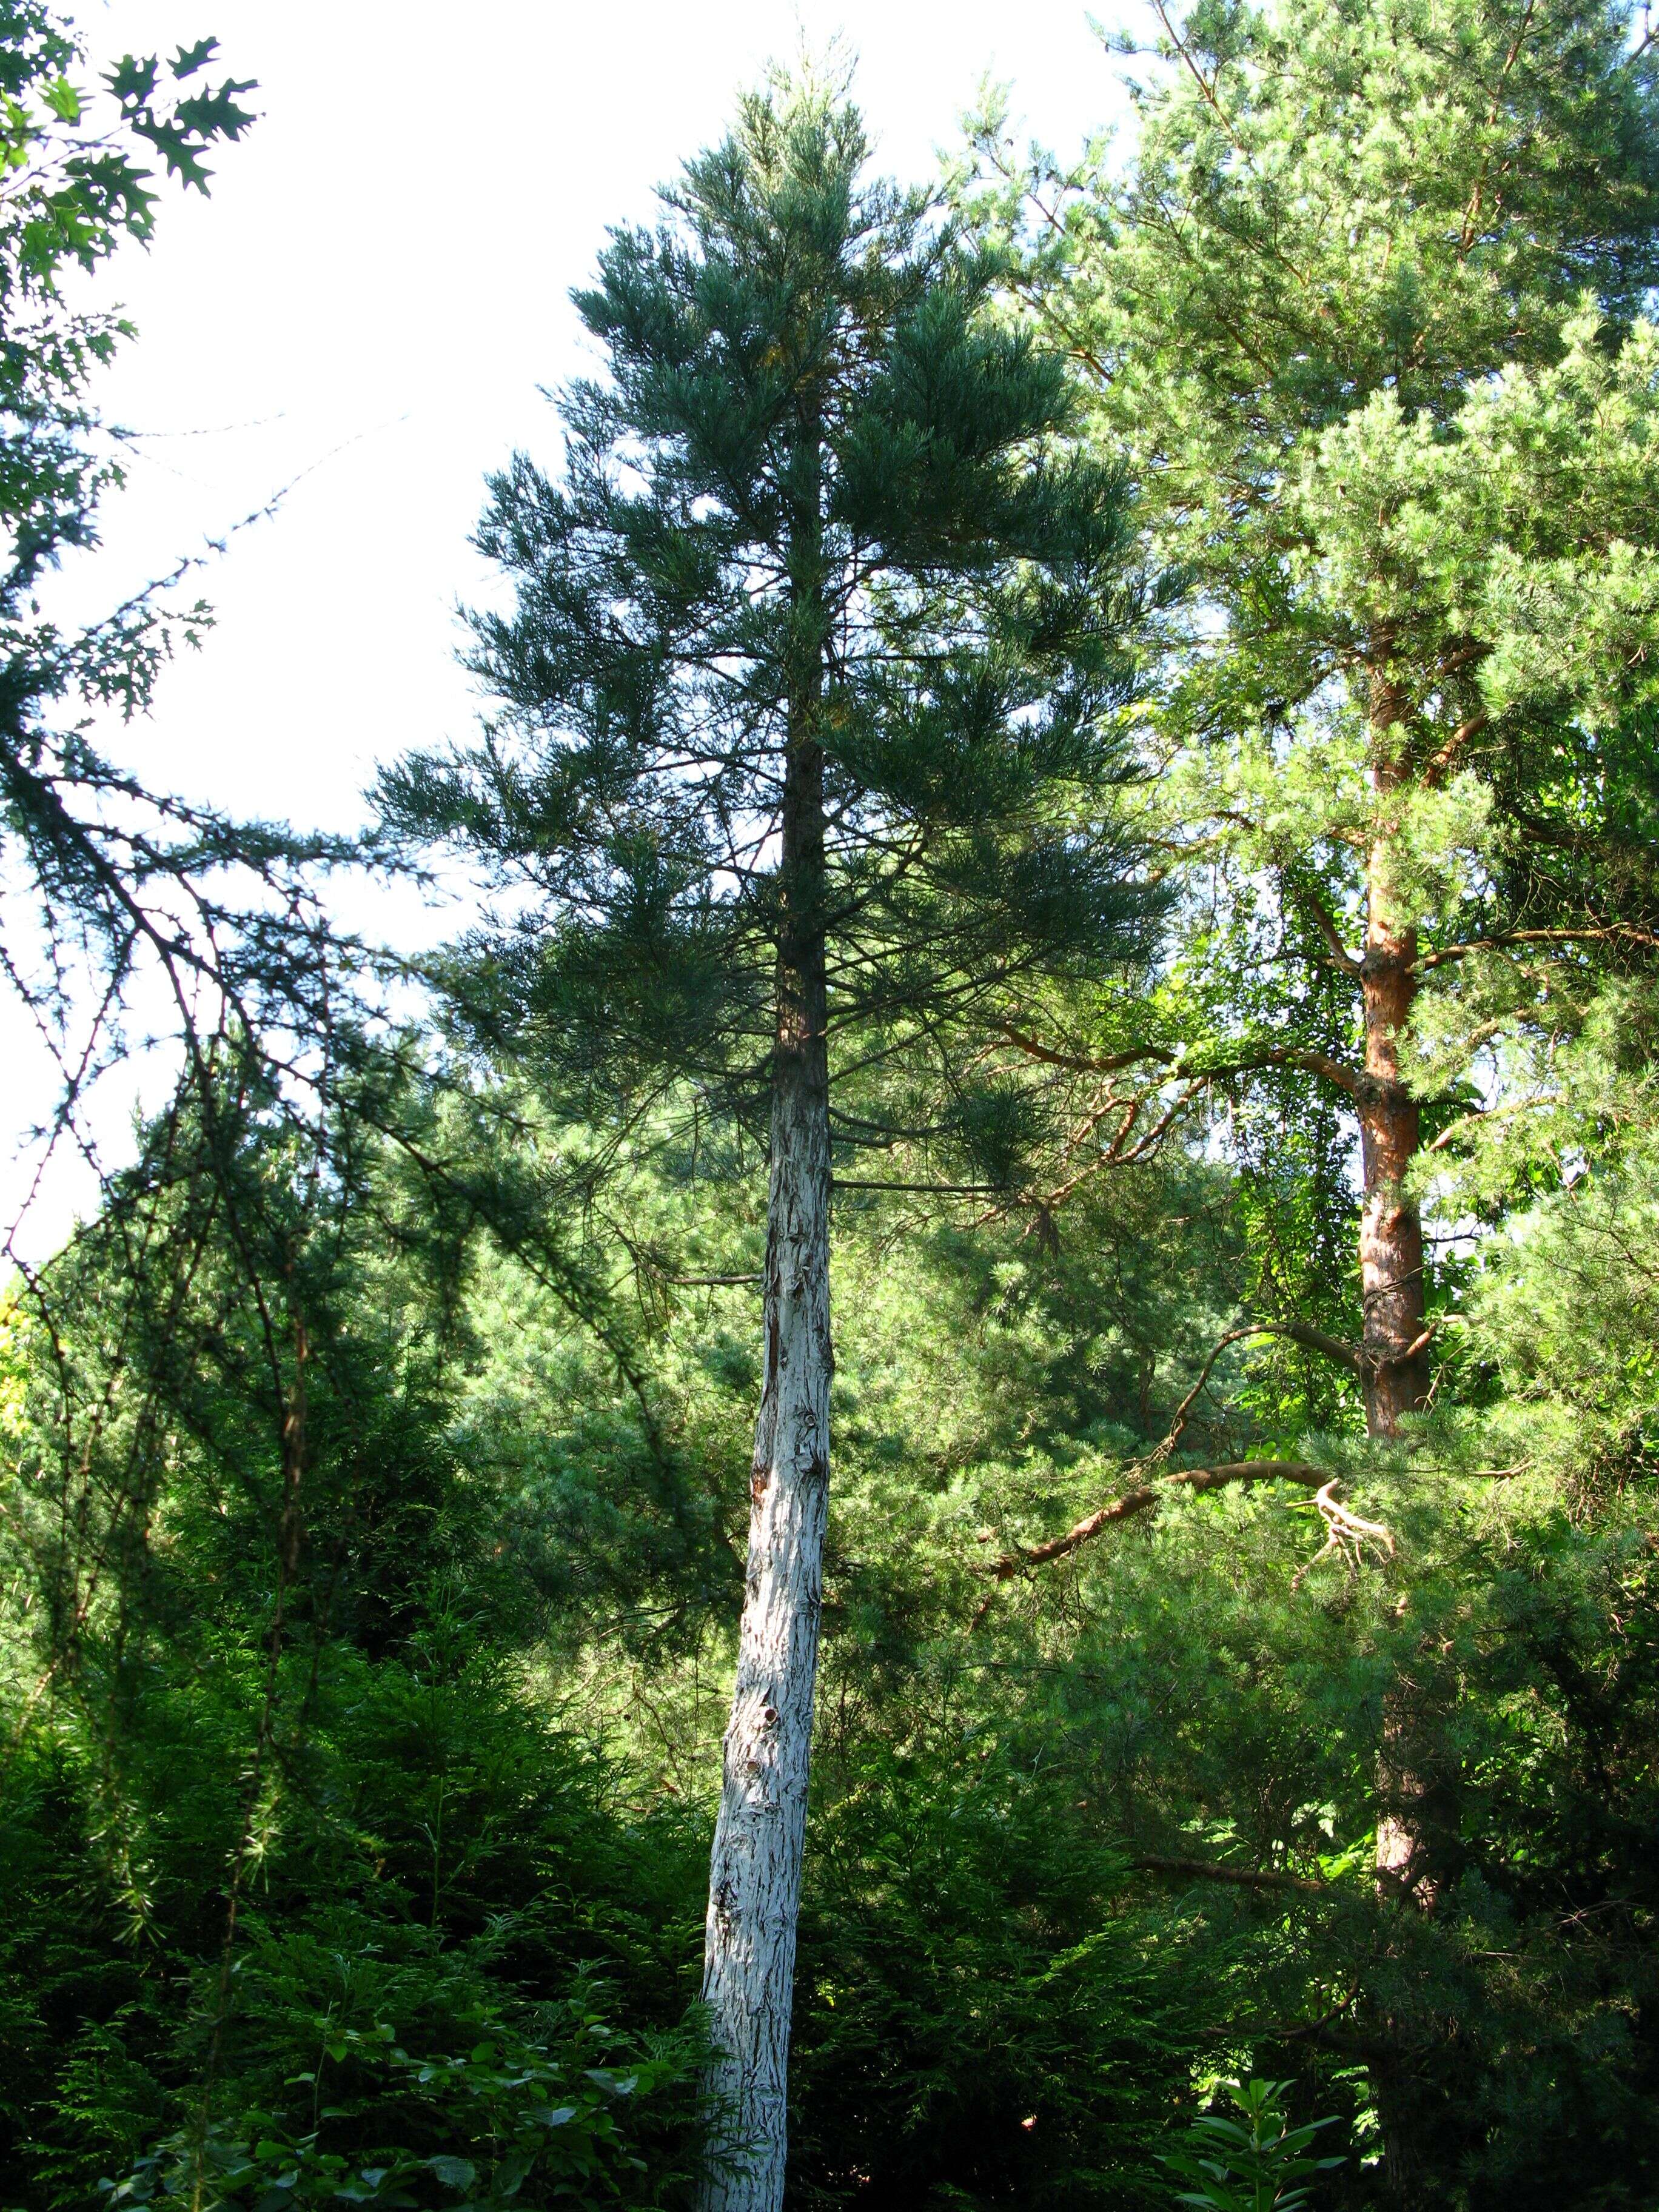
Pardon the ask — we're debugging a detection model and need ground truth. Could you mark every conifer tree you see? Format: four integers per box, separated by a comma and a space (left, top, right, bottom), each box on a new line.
381, 70, 1158, 2212
965, 0, 1659, 1441
964, 6, 1659, 2199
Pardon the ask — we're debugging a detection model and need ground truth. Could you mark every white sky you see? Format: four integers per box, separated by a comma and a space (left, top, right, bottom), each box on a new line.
6, 0, 1141, 1250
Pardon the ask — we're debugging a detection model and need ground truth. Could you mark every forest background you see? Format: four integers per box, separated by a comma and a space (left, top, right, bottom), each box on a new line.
2, 1, 1658, 2210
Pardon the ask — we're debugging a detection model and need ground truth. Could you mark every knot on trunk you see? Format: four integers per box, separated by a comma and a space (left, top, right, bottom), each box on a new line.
1353, 1069, 1414, 1114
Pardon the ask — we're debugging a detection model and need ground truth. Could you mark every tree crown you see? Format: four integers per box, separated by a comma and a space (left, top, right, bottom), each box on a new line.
384, 74, 1161, 1153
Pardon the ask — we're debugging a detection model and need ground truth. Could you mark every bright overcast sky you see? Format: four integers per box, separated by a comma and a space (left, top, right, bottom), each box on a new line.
8, 0, 1143, 1247
69, 0, 1139, 828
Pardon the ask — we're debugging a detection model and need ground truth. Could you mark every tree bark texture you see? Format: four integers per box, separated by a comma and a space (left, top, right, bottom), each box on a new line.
1361, 659, 1442, 2206
1362, 679, 1436, 1899
697, 461, 832, 2212
1371, 1662, 1458, 2207
1368, 2052, 1435, 2211
1359, 685, 1430, 1442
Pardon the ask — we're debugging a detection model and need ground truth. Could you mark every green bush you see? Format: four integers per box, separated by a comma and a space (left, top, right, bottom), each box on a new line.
105, 1988, 701, 2212
788, 1741, 1203, 2208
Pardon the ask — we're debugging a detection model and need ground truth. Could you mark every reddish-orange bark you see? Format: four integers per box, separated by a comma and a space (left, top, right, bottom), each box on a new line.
1359, 695, 1431, 1442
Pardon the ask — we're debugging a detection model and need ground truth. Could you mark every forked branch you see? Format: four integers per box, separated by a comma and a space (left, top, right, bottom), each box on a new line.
1290, 1479, 1396, 1590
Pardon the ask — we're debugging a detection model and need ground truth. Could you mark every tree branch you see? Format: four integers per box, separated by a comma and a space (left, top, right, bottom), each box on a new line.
1156, 1322, 1360, 1464
1148, 0, 1247, 149
1418, 925, 1659, 971
1267, 1318, 1366, 1375
833, 1178, 1007, 1197
1423, 708, 1487, 784
1202, 1047, 1364, 1098
1423, 1094, 1558, 1155
990, 1461, 1330, 1578
1131, 1854, 1327, 1896
994, 1024, 1173, 1076
994, 1025, 1364, 1099
1285, 880, 1362, 974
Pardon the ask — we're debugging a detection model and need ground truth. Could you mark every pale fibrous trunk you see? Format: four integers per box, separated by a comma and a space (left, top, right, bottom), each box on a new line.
697, 1026, 830, 2212
697, 458, 831, 2212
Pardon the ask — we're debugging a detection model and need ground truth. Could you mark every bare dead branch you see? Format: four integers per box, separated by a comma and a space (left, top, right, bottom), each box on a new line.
990, 1460, 1330, 1578
1131, 1854, 1327, 1896
1291, 1479, 1396, 1590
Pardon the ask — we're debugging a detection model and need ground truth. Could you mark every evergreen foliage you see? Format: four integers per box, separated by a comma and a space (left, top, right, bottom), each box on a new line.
378, 71, 1159, 1164
3, 4, 1659, 2210
957, 0, 1659, 1431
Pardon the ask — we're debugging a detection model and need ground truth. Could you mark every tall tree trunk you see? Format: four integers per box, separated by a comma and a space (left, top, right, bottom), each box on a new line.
1360, 656, 1441, 2205
1360, 672, 1435, 1880
698, 461, 832, 2212
1370, 1646, 1455, 2209
1358, 717, 1429, 1441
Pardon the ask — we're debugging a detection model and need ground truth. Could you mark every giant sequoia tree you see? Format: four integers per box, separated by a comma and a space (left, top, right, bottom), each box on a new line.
968, 0, 1659, 1439
383, 73, 1157, 2212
